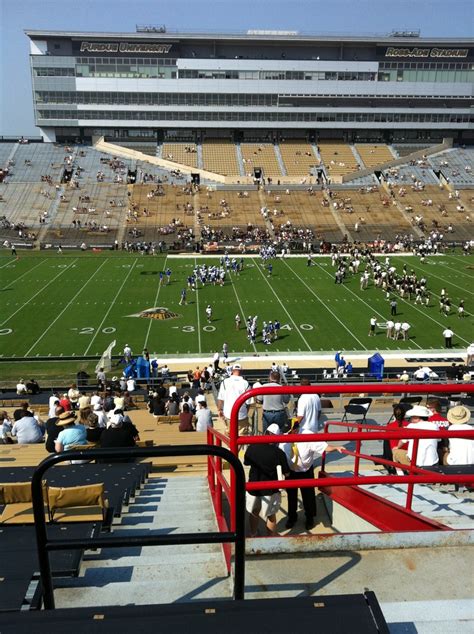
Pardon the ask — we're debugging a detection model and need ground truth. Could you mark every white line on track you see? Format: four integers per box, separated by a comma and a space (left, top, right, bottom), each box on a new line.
283, 259, 367, 350
143, 255, 167, 351
228, 267, 258, 354
312, 261, 422, 350
0, 259, 78, 327
252, 258, 312, 351
194, 257, 202, 354
84, 259, 138, 355
0, 259, 46, 291
24, 259, 109, 357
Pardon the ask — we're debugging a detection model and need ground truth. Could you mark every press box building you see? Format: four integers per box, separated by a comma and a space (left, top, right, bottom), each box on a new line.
25, 28, 474, 144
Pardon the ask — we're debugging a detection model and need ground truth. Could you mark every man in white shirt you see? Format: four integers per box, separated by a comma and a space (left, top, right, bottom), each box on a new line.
281, 424, 342, 531
443, 406, 474, 466
401, 322, 410, 341
123, 344, 132, 362
295, 377, 321, 433
393, 405, 439, 467
48, 393, 60, 418
16, 379, 27, 396
217, 364, 250, 434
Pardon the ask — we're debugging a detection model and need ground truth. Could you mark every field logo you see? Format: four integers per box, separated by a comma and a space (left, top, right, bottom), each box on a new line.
129, 307, 180, 320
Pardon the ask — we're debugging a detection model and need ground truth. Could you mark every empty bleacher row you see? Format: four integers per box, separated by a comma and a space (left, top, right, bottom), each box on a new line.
429, 147, 474, 187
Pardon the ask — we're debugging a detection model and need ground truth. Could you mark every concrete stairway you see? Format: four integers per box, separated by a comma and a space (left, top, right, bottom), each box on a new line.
54, 475, 233, 607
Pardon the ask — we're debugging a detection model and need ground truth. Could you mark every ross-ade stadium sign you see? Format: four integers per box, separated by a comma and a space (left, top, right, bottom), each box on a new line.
385, 47, 469, 58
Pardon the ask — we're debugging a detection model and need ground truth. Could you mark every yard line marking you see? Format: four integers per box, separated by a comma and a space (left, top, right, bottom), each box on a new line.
84, 259, 138, 355
439, 255, 474, 279
398, 257, 474, 296
143, 255, 168, 351
229, 266, 257, 354
283, 260, 367, 350
0, 259, 46, 291
252, 258, 312, 351
194, 257, 202, 354
312, 261, 423, 350
24, 259, 109, 357
0, 258, 18, 270
0, 259, 78, 327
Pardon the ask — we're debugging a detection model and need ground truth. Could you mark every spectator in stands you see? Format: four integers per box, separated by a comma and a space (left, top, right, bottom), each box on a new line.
90, 391, 103, 409
123, 391, 136, 410
0, 411, 12, 442
441, 406, 474, 466
384, 405, 409, 474
85, 412, 103, 444
45, 405, 65, 453
148, 392, 166, 418
295, 377, 321, 432
427, 398, 449, 429
114, 391, 125, 410
257, 370, 290, 433
54, 411, 87, 452
67, 383, 80, 409
59, 393, 72, 412
26, 379, 40, 395
195, 400, 213, 432
96, 367, 106, 390
180, 392, 195, 413
11, 408, 44, 444
100, 412, 138, 457
93, 403, 108, 428
126, 376, 136, 392
179, 403, 195, 432
78, 391, 91, 410
166, 392, 180, 416
16, 379, 27, 396
281, 420, 343, 531
392, 406, 439, 467
244, 424, 290, 536
217, 364, 251, 435
48, 392, 60, 418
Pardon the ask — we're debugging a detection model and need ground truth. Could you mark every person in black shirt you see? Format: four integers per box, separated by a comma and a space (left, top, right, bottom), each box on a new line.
244, 423, 289, 536
45, 405, 64, 453
100, 412, 138, 462
85, 412, 103, 444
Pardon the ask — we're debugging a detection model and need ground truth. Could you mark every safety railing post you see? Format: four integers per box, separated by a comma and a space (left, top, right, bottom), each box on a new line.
406, 438, 419, 510
216, 436, 223, 517
354, 439, 361, 477
207, 429, 216, 494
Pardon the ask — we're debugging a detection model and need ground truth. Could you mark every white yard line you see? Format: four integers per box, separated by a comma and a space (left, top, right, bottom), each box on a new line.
194, 257, 202, 354
229, 267, 258, 354
252, 258, 312, 351
24, 259, 109, 357
0, 258, 19, 270
312, 261, 422, 350
84, 259, 138, 355
0, 259, 78, 327
283, 259, 367, 350
0, 259, 46, 291
438, 255, 474, 279
143, 255, 168, 351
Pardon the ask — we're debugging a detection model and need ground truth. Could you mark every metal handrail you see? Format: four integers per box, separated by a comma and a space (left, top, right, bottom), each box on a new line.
31, 445, 246, 609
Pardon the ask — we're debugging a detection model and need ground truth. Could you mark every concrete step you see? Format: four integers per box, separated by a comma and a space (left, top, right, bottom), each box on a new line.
54, 576, 233, 607
117, 517, 217, 532
83, 550, 223, 567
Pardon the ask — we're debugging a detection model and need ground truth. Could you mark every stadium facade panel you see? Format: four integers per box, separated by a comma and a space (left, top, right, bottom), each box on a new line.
25, 30, 474, 143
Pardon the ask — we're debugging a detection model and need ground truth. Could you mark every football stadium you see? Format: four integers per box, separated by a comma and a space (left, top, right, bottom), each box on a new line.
0, 22, 473, 633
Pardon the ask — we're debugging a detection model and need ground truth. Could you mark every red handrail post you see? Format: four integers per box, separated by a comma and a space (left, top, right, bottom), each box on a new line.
216, 436, 223, 517
354, 439, 361, 477
406, 438, 419, 510
207, 428, 216, 494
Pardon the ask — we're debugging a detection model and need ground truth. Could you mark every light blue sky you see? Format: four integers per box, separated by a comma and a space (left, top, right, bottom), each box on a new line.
0, 0, 472, 136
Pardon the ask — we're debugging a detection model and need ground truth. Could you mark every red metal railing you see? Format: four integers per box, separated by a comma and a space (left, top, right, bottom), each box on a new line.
208, 383, 474, 537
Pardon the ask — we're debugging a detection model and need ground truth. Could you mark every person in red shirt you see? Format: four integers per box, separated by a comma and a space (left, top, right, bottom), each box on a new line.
179, 403, 195, 432
426, 398, 450, 429
59, 393, 72, 412
385, 404, 409, 473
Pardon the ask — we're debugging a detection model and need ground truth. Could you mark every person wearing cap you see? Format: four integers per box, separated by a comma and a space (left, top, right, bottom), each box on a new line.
217, 364, 251, 434
244, 424, 290, 536
282, 421, 343, 531
78, 392, 91, 411
257, 370, 290, 433
440, 406, 474, 466
392, 405, 439, 467
54, 411, 87, 452
11, 409, 44, 444
67, 383, 80, 409
48, 392, 61, 418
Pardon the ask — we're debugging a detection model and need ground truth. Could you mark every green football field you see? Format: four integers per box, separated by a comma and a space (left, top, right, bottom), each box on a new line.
0, 252, 473, 364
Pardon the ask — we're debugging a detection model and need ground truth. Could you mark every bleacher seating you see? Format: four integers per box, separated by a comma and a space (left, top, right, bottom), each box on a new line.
161, 143, 198, 168
241, 143, 282, 178
202, 140, 240, 175
429, 148, 474, 186
0, 143, 16, 167
4, 144, 66, 183
355, 144, 394, 168
318, 142, 360, 177
279, 141, 319, 176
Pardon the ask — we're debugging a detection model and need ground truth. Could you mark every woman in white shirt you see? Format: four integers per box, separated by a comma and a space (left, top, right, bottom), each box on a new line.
443, 406, 474, 465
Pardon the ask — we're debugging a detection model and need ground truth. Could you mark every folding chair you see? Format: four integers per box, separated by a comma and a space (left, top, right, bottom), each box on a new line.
342, 397, 372, 428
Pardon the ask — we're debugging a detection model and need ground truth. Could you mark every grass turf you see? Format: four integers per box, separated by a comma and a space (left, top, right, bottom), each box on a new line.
0, 252, 472, 376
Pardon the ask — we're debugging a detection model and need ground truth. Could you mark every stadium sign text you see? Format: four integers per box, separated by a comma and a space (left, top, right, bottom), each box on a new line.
385, 47, 469, 58
80, 42, 172, 54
